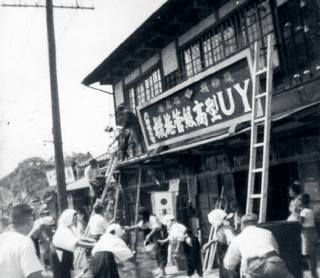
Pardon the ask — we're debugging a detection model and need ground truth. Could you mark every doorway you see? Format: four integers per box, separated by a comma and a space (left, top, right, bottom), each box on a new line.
268, 162, 299, 221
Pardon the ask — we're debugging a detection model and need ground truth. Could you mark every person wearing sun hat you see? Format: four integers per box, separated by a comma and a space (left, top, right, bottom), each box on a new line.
223, 213, 294, 278
82, 223, 136, 278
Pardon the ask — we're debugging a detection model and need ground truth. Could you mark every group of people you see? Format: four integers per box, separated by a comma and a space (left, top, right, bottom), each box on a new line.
1, 180, 319, 278
287, 181, 319, 278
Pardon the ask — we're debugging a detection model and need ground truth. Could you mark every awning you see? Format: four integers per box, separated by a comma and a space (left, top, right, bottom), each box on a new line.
78, 153, 111, 168
67, 177, 89, 191
158, 101, 320, 156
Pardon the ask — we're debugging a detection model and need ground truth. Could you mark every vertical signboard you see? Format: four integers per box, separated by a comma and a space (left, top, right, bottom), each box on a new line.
46, 166, 75, 187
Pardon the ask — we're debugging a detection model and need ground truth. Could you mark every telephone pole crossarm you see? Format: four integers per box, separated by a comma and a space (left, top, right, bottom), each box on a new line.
2, 3, 94, 9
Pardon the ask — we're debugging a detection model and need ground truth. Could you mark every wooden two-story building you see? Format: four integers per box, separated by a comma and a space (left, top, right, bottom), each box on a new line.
83, 0, 320, 271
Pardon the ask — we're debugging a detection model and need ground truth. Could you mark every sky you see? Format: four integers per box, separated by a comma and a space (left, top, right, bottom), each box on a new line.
0, 0, 168, 178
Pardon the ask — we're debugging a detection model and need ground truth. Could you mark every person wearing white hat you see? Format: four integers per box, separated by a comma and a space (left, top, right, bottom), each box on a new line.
85, 223, 135, 278
203, 209, 235, 278
159, 215, 203, 278
50, 209, 96, 278
223, 213, 294, 278
28, 216, 55, 270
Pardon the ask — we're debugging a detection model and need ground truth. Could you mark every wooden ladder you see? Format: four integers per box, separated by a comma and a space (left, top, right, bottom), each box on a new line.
246, 34, 274, 223
74, 155, 118, 266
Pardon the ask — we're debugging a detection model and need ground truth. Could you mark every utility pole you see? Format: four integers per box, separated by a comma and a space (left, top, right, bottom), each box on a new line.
2, 1, 94, 215
46, 0, 68, 214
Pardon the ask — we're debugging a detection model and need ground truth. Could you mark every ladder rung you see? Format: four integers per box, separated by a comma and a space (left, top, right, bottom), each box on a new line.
250, 194, 262, 199
255, 92, 267, 99
256, 68, 268, 75
254, 117, 266, 123
252, 168, 263, 173
254, 142, 265, 148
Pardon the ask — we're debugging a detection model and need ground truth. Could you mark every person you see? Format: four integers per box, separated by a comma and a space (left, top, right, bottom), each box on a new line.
182, 229, 203, 278
287, 181, 302, 221
297, 193, 319, 278
116, 105, 144, 158
229, 201, 244, 235
29, 215, 54, 270
108, 127, 130, 162
85, 223, 136, 278
85, 158, 102, 206
50, 209, 96, 278
223, 213, 294, 278
77, 207, 88, 236
203, 209, 235, 278
159, 215, 187, 266
72, 160, 80, 180
159, 215, 203, 278
89, 202, 111, 242
124, 207, 168, 278
0, 204, 44, 278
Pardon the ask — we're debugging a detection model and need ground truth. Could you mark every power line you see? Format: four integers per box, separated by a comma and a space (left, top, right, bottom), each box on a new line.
2, 2, 94, 9
2, 0, 94, 214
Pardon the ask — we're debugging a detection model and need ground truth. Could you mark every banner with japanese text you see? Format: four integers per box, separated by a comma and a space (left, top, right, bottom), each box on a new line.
137, 50, 254, 150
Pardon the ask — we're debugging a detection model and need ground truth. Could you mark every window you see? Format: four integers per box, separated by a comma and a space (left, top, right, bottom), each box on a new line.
184, 41, 202, 77
128, 87, 136, 114
278, 0, 320, 73
179, 0, 279, 79
203, 29, 224, 67
126, 67, 163, 111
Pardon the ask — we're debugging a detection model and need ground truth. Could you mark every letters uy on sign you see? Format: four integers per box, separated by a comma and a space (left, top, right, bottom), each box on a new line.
137, 49, 260, 151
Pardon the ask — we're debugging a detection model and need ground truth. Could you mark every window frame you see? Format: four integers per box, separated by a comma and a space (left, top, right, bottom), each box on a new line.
124, 65, 164, 113
178, 0, 278, 80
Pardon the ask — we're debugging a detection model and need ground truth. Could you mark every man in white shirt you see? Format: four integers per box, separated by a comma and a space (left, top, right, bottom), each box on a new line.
0, 204, 43, 278
223, 213, 294, 278
89, 203, 110, 241
84, 158, 101, 205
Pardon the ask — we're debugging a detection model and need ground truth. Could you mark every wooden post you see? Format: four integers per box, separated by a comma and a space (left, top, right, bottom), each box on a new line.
46, 0, 67, 214
133, 167, 142, 256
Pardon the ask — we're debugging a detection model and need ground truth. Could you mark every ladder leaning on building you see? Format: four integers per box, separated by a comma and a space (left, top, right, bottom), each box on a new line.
74, 155, 119, 266
246, 34, 274, 223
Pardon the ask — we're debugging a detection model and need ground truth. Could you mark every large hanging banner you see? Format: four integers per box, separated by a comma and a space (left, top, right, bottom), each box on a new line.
137, 49, 255, 150
151, 191, 177, 223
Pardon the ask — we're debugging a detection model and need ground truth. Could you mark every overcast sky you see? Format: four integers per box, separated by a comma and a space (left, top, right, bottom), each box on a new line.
0, 0, 167, 178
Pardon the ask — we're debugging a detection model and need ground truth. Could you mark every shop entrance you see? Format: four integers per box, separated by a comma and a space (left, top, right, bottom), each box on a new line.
233, 162, 299, 222
268, 162, 299, 221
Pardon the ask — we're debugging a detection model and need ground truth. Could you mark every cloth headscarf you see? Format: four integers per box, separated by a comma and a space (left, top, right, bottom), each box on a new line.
169, 223, 187, 241
106, 223, 125, 238
162, 214, 175, 226
92, 224, 133, 263
208, 209, 228, 226
58, 209, 76, 227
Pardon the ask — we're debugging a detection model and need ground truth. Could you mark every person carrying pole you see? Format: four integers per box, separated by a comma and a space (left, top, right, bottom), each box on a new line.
203, 209, 236, 278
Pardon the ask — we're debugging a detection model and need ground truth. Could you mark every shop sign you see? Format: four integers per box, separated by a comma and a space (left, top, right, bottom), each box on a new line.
138, 50, 255, 150
46, 166, 75, 187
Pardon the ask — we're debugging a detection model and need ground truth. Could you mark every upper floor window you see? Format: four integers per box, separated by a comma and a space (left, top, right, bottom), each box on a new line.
184, 41, 202, 77
126, 67, 163, 112
277, 0, 320, 73
128, 88, 136, 114
179, 0, 278, 80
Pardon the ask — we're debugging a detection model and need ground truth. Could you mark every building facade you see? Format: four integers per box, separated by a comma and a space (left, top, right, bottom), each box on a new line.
83, 0, 320, 248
